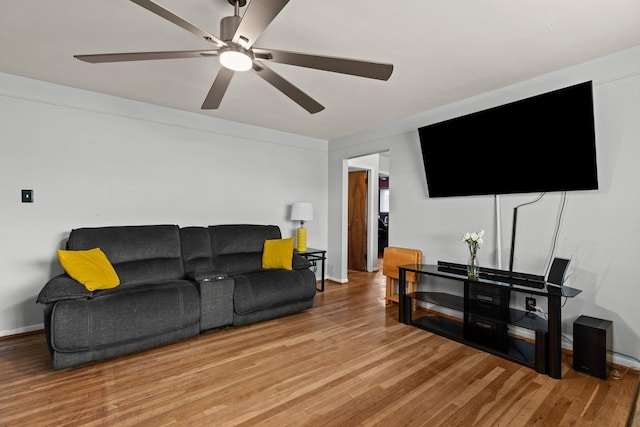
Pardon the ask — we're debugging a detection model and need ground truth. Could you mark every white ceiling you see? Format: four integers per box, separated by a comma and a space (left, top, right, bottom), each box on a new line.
2, 0, 640, 140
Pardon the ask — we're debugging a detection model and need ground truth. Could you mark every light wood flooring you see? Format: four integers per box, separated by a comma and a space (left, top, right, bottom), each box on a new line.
1, 266, 639, 426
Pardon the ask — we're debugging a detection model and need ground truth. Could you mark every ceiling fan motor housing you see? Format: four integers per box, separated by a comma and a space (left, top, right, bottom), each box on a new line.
220, 15, 241, 42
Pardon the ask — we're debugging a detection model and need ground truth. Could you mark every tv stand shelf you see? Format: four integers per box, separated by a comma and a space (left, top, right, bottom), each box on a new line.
509, 309, 547, 331
399, 263, 581, 379
413, 313, 463, 340
410, 291, 464, 312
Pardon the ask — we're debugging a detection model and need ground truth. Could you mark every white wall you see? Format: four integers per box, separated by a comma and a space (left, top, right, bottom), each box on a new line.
0, 73, 328, 336
328, 45, 640, 368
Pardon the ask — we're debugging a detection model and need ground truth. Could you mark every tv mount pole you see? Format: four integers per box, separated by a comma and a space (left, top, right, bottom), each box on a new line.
509, 207, 518, 271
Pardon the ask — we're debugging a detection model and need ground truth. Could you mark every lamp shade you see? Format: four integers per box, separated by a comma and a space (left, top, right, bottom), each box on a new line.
290, 202, 313, 222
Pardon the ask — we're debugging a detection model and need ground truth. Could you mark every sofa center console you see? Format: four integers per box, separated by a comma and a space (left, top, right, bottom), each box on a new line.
398, 262, 581, 379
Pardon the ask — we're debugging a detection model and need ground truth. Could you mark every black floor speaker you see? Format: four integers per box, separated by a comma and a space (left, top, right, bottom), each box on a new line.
573, 315, 612, 379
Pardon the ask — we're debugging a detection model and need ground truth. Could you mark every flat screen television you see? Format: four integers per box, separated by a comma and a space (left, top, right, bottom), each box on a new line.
418, 81, 598, 197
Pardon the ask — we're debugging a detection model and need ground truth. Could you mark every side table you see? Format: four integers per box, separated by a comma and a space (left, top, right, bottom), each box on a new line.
296, 248, 326, 292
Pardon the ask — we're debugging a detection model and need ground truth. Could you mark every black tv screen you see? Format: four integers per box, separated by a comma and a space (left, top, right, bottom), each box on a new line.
418, 81, 598, 197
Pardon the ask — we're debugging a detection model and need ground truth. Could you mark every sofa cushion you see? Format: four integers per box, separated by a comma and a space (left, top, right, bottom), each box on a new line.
49, 280, 199, 352
57, 248, 120, 291
262, 238, 294, 270
209, 224, 281, 275
233, 270, 316, 315
67, 225, 184, 285
180, 226, 213, 274
210, 224, 282, 255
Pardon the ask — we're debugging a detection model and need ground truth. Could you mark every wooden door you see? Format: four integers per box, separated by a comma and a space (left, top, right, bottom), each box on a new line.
348, 170, 367, 271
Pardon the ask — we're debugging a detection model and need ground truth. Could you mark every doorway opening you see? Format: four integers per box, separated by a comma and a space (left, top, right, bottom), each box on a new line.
378, 174, 389, 257
347, 151, 389, 276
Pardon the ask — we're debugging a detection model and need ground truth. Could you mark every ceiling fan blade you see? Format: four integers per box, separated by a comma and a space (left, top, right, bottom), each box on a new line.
130, 0, 226, 47
74, 50, 218, 63
253, 49, 393, 81
232, 0, 290, 48
252, 62, 324, 114
202, 67, 235, 109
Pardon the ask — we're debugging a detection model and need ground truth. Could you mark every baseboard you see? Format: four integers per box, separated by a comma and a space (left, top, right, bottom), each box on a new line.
0, 323, 44, 339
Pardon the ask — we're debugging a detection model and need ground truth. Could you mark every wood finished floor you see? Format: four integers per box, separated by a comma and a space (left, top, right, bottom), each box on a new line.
1, 266, 639, 426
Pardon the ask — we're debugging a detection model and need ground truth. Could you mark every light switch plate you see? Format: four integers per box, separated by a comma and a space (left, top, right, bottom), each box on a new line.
21, 189, 33, 203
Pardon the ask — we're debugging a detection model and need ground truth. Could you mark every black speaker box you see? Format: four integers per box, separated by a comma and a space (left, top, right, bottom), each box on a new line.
573, 315, 612, 379
548, 257, 570, 285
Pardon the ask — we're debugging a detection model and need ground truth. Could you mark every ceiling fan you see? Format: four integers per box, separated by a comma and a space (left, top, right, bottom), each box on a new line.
74, 0, 394, 114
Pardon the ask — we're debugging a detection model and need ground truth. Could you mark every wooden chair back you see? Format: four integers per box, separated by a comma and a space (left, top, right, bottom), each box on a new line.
383, 246, 422, 306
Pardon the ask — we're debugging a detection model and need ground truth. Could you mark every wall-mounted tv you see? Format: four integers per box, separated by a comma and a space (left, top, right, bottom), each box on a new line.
418, 81, 598, 198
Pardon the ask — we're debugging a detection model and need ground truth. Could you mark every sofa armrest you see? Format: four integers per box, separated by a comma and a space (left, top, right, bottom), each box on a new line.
185, 268, 228, 282
292, 254, 311, 270
37, 274, 93, 304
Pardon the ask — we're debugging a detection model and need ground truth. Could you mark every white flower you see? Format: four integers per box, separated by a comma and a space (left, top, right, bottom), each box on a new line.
462, 229, 485, 246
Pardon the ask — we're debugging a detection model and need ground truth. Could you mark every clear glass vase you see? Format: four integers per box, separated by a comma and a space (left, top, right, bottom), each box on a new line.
467, 252, 480, 280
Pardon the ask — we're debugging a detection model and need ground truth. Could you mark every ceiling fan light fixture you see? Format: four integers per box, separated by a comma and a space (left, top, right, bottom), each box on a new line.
219, 45, 253, 71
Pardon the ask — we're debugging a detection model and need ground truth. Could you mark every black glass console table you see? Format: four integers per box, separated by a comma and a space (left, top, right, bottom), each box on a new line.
398, 262, 581, 379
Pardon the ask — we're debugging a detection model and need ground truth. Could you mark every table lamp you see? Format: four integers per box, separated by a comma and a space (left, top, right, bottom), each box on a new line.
290, 202, 313, 252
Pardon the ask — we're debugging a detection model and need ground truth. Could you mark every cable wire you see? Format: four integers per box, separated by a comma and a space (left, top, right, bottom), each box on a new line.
514, 192, 546, 209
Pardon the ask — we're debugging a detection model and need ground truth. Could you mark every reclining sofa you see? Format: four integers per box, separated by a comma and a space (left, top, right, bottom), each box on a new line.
37, 224, 317, 369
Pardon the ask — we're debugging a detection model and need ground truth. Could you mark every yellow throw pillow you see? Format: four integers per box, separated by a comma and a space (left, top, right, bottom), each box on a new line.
57, 248, 120, 291
262, 238, 294, 270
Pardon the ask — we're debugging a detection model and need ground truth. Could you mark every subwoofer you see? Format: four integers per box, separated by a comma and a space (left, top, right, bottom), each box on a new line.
573, 315, 612, 379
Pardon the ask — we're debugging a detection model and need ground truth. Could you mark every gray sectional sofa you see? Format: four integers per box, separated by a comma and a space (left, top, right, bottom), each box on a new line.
37, 224, 317, 369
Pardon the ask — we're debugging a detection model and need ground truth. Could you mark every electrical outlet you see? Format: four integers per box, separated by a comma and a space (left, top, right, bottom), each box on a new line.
526, 297, 536, 312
